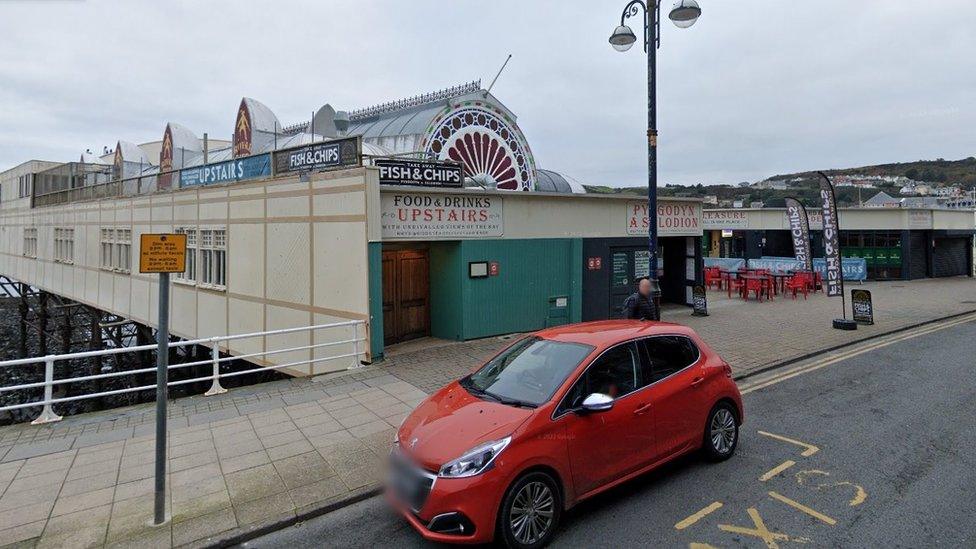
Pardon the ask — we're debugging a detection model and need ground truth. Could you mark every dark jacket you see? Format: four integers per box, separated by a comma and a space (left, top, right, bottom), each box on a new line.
623, 292, 657, 321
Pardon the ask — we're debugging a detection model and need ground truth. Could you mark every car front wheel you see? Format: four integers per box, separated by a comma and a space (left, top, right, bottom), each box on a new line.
497, 471, 562, 549
703, 402, 739, 461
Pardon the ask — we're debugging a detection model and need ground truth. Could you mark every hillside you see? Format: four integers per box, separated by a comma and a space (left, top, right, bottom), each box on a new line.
585, 156, 976, 208
767, 157, 976, 187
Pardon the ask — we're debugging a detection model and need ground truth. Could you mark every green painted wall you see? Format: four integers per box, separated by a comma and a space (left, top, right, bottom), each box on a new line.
450, 238, 581, 340
367, 242, 384, 361
372, 238, 584, 347
429, 242, 464, 340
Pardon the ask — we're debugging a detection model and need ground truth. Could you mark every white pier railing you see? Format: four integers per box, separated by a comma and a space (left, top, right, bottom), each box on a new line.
0, 320, 368, 425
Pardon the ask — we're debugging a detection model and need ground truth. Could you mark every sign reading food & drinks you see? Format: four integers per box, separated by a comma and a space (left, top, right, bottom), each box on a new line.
626, 201, 702, 236
381, 193, 503, 239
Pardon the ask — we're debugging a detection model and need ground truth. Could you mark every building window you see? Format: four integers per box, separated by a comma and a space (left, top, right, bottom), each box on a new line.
54, 228, 74, 263
101, 228, 113, 269
175, 226, 197, 284
18, 174, 33, 198
100, 228, 131, 272
199, 227, 226, 289
23, 228, 37, 258
116, 229, 131, 273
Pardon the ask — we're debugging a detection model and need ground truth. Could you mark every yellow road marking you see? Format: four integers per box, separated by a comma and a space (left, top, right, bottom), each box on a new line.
675, 501, 724, 530
768, 491, 837, 525
757, 431, 820, 457
739, 314, 976, 394
759, 459, 796, 481
718, 508, 789, 549
689, 543, 720, 549
796, 470, 867, 506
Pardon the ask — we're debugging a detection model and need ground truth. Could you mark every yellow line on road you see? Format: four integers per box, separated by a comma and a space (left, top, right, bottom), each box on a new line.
757, 431, 820, 457
674, 501, 724, 530
759, 459, 796, 481
768, 491, 837, 525
740, 313, 976, 395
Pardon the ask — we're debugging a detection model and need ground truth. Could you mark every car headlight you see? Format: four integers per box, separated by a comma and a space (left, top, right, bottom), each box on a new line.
438, 437, 511, 478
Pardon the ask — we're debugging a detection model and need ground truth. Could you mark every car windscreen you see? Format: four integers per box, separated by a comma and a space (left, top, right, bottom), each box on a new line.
461, 337, 594, 407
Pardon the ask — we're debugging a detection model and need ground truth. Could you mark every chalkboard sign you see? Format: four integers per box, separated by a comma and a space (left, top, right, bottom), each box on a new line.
851, 289, 873, 325
692, 285, 709, 317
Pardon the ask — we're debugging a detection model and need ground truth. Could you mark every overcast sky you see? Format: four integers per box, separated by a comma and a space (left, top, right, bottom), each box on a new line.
0, 0, 973, 186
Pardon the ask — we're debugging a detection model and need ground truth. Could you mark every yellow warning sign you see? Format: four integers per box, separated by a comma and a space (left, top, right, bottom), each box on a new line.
139, 233, 187, 274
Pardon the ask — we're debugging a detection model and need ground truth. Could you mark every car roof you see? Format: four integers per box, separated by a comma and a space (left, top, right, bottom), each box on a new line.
534, 320, 696, 348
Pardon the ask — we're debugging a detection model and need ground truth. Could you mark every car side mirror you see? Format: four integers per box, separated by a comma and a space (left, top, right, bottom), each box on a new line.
578, 393, 614, 413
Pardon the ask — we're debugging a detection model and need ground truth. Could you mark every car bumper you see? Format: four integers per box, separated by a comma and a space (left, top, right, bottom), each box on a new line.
387, 465, 511, 545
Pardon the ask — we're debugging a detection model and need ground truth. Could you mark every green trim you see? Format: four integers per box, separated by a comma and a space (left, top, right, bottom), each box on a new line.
570, 238, 583, 323
367, 242, 384, 361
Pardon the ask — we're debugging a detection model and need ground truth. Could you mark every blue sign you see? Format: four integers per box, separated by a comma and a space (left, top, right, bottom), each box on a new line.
751, 256, 867, 281
179, 154, 272, 188
703, 257, 746, 271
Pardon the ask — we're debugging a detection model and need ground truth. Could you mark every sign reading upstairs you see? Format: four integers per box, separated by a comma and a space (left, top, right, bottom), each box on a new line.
139, 234, 187, 274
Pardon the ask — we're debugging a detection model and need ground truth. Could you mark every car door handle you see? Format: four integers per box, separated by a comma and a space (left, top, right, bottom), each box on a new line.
633, 402, 652, 415
690, 376, 705, 387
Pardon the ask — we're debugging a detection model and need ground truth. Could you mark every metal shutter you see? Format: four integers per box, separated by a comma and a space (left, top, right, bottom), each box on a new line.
932, 238, 967, 277
909, 232, 927, 279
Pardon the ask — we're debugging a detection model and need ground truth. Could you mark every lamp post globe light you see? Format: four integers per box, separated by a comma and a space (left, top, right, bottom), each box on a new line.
609, 0, 700, 320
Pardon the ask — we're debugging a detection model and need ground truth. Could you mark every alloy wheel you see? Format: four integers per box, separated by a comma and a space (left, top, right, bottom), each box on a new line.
710, 408, 736, 454
509, 480, 555, 545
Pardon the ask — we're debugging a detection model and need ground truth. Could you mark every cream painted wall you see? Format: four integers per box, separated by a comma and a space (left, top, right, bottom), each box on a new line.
702, 207, 975, 231
369, 182, 704, 242
0, 167, 373, 376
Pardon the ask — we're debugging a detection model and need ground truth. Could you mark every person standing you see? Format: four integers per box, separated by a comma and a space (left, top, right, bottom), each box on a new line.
623, 278, 658, 321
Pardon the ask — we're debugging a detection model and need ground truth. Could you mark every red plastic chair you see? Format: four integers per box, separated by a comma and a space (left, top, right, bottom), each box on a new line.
705, 268, 722, 290
744, 277, 765, 301
786, 273, 810, 300
728, 275, 745, 298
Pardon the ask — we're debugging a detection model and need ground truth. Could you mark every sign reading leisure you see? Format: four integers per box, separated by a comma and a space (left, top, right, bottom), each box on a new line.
139, 234, 187, 274
376, 159, 463, 188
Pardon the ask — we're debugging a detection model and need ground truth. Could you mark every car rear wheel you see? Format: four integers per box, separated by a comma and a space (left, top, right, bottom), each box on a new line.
703, 402, 738, 461
497, 471, 561, 549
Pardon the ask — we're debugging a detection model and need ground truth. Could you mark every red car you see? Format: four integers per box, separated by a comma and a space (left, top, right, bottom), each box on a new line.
387, 320, 743, 548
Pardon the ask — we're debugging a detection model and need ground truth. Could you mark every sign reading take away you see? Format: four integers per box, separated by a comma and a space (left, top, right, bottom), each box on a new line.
139, 234, 187, 274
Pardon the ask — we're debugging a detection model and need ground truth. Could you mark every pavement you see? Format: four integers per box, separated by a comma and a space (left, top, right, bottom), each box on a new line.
0, 277, 973, 548
244, 310, 976, 548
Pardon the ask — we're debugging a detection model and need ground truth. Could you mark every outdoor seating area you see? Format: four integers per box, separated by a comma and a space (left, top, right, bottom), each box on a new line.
704, 265, 823, 302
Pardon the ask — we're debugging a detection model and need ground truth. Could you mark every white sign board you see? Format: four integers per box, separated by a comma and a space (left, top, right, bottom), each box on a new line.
703, 210, 750, 230
381, 193, 503, 239
627, 201, 702, 237
908, 210, 933, 230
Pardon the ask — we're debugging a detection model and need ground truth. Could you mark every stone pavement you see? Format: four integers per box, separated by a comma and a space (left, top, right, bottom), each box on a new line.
0, 277, 972, 548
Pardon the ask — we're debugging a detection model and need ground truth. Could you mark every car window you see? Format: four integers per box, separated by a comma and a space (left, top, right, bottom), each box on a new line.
641, 336, 700, 383
557, 342, 641, 415
463, 337, 594, 407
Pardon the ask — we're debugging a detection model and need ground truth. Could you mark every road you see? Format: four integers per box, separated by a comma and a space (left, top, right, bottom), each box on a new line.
241, 315, 976, 548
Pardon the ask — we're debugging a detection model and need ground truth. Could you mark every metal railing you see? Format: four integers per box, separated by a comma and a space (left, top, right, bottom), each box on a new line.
0, 320, 367, 425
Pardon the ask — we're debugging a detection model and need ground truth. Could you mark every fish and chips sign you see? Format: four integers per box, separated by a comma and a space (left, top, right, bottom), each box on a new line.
626, 201, 702, 236
382, 193, 503, 239
273, 137, 361, 174
376, 159, 463, 188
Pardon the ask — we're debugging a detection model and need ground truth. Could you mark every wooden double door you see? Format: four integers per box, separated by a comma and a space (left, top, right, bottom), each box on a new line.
382, 249, 430, 345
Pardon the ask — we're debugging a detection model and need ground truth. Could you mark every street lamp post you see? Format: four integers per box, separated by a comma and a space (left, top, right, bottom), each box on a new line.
610, 0, 701, 320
